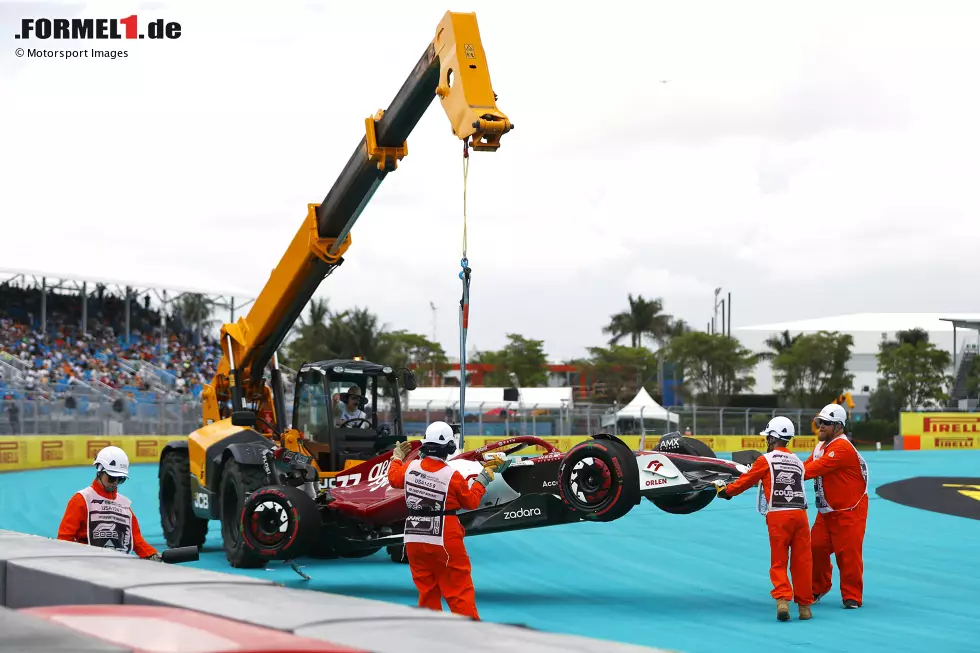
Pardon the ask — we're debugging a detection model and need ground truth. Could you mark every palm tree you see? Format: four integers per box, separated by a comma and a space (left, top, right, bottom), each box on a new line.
176, 294, 214, 346
757, 330, 800, 362
603, 294, 673, 349
603, 294, 673, 392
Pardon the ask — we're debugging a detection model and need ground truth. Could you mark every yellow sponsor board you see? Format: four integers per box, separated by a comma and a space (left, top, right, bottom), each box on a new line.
898, 412, 980, 450
0, 435, 187, 472
2, 430, 829, 473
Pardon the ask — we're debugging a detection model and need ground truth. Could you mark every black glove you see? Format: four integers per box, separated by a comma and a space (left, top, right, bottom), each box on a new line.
714, 482, 733, 500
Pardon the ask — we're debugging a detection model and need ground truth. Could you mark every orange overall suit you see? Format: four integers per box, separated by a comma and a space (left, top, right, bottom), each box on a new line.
388, 453, 487, 619
804, 434, 869, 607
57, 479, 158, 558
720, 445, 813, 620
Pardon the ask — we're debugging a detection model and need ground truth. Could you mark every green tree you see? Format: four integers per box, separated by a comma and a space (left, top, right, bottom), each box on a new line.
380, 330, 449, 385
876, 329, 953, 410
576, 344, 659, 404
771, 331, 854, 407
603, 294, 673, 389
756, 330, 801, 363
665, 332, 758, 404
473, 334, 549, 387
867, 382, 902, 421
967, 355, 980, 397
175, 293, 215, 345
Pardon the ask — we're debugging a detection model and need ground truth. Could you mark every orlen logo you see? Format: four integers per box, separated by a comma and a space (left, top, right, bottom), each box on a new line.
136, 440, 158, 458
504, 508, 542, 520
0, 441, 20, 464
645, 478, 667, 487
41, 440, 64, 462
923, 416, 980, 434
15, 16, 182, 40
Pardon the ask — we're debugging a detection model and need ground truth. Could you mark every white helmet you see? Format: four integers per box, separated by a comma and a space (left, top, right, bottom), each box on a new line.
423, 421, 457, 447
816, 403, 847, 426
760, 416, 795, 441
94, 446, 129, 478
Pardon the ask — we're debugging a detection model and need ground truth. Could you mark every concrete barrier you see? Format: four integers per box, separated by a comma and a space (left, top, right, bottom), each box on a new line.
0, 529, 676, 652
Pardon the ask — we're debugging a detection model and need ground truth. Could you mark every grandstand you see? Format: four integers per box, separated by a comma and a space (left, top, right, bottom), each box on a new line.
0, 267, 258, 435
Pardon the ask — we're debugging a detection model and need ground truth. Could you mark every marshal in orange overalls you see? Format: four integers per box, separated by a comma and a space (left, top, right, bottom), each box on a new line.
717, 416, 813, 621
804, 430, 869, 608
387, 420, 501, 620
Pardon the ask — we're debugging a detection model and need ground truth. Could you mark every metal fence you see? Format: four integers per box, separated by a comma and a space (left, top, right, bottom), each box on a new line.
3, 395, 976, 438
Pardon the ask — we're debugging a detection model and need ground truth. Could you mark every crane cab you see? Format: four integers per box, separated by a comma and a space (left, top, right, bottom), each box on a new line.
290, 359, 417, 476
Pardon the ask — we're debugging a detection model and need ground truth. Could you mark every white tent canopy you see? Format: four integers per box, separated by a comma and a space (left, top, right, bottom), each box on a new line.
601, 387, 680, 427
406, 386, 574, 411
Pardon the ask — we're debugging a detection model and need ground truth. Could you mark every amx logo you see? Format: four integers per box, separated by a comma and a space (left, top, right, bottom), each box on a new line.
504, 508, 542, 520
15, 16, 182, 40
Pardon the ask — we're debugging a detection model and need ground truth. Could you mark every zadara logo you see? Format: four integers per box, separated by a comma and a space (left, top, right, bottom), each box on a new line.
15, 16, 182, 40
504, 508, 542, 520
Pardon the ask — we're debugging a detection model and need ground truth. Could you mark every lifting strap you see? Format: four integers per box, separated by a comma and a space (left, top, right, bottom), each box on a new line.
458, 140, 471, 449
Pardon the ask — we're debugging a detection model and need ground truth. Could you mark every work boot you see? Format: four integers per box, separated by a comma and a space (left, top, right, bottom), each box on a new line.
798, 604, 812, 620
843, 599, 861, 609
776, 599, 790, 621
812, 592, 824, 604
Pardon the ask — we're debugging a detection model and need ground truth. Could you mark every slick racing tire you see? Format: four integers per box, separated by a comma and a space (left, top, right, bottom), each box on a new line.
240, 485, 320, 562
657, 435, 717, 458
558, 437, 640, 522
648, 435, 718, 514
158, 449, 208, 549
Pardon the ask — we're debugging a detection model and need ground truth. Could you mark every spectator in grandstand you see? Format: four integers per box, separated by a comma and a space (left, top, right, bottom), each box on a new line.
713, 416, 813, 621
57, 446, 160, 560
804, 404, 869, 609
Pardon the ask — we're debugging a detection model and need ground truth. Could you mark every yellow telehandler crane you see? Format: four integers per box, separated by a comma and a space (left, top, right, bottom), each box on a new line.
157, 11, 512, 567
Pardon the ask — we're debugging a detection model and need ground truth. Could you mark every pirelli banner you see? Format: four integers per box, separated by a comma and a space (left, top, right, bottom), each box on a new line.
0, 435, 188, 472
898, 412, 980, 450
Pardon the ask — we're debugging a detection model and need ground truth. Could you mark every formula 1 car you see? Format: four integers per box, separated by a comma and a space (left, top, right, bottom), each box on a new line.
233, 430, 759, 566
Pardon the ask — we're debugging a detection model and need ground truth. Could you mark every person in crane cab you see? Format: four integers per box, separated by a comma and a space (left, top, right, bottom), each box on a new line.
804, 403, 870, 609
57, 446, 160, 560
333, 385, 369, 428
714, 416, 814, 621
387, 421, 508, 619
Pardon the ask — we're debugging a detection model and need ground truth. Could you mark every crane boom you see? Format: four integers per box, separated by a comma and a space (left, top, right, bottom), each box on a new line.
201, 11, 512, 427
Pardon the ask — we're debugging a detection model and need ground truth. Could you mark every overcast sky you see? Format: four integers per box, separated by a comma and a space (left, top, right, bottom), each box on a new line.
2, 0, 979, 363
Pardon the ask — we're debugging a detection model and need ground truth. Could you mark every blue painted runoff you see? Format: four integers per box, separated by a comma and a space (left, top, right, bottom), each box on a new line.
2, 450, 978, 653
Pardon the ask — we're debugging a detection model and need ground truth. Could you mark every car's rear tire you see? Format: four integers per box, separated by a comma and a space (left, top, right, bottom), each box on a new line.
159, 449, 208, 549
240, 485, 320, 561
220, 460, 268, 568
658, 435, 717, 458
558, 437, 639, 522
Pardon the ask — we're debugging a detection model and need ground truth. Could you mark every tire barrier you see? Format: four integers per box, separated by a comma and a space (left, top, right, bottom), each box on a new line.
0, 528, 676, 652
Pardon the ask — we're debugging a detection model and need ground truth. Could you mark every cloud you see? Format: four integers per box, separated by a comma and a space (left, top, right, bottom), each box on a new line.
1, 0, 978, 363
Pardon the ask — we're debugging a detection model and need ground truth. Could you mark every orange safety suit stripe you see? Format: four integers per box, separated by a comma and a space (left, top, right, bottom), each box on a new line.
804, 439, 868, 604
388, 456, 486, 619
724, 448, 813, 606
57, 480, 158, 559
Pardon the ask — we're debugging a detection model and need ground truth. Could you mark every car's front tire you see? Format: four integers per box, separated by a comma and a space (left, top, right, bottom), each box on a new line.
558, 437, 640, 522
